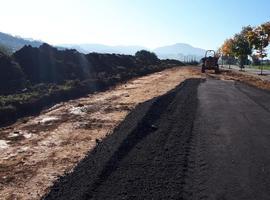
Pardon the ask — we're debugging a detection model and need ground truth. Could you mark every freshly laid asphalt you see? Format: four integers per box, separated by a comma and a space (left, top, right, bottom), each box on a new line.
44, 78, 270, 200
193, 79, 270, 200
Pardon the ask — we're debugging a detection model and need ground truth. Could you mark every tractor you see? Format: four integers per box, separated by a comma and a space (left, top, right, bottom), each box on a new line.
201, 50, 220, 73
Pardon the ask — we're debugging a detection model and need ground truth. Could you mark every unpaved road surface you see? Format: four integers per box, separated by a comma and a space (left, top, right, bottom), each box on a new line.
0, 67, 200, 200
45, 78, 270, 200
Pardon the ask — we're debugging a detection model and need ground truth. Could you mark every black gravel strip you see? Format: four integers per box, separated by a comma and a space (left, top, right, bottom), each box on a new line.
43, 78, 202, 200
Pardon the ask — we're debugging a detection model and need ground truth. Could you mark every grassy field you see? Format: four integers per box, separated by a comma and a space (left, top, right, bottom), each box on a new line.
250, 65, 270, 70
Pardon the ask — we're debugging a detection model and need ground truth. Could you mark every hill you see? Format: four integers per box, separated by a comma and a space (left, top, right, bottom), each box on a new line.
61, 44, 147, 55
0, 31, 206, 60
62, 43, 206, 61
153, 43, 206, 61
0, 32, 42, 52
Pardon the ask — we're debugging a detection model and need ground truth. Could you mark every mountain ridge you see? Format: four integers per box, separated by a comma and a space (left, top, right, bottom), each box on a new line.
60, 43, 147, 55
61, 43, 206, 60
0, 31, 206, 60
0, 32, 42, 52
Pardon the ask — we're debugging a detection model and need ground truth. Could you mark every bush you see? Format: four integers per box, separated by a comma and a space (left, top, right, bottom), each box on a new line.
135, 50, 160, 65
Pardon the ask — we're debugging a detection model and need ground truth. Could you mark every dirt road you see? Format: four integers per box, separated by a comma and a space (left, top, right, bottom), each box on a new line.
0, 67, 200, 200
45, 78, 270, 200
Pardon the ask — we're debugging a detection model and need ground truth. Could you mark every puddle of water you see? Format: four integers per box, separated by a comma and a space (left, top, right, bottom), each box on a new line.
0, 140, 9, 149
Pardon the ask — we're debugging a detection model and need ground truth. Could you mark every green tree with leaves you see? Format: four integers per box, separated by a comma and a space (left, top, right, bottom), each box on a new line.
246, 24, 269, 74
220, 22, 270, 73
261, 22, 270, 41
231, 30, 252, 70
135, 50, 159, 65
220, 38, 235, 68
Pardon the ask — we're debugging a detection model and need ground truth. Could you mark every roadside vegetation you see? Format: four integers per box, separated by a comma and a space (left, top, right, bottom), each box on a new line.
251, 65, 270, 70
220, 22, 270, 73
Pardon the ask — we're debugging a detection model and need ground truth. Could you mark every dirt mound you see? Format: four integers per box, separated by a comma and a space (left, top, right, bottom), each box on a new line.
13, 43, 184, 85
13, 43, 94, 84
0, 52, 25, 94
0, 44, 185, 126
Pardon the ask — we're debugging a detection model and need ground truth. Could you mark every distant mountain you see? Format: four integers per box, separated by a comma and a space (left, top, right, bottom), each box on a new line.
154, 43, 205, 55
153, 43, 206, 61
61, 44, 147, 55
62, 43, 206, 61
0, 32, 42, 52
0, 31, 206, 61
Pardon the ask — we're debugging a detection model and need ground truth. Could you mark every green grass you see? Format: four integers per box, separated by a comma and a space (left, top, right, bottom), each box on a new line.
0, 92, 39, 106
250, 65, 270, 70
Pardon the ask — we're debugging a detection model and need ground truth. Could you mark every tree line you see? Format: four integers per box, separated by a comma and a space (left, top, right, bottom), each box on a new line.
220, 22, 270, 70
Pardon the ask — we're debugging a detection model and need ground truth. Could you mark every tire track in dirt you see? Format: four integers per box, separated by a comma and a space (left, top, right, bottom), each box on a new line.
182, 110, 209, 200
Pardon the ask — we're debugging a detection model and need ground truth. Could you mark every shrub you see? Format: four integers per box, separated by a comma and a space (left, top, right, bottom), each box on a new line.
135, 50, 160, 65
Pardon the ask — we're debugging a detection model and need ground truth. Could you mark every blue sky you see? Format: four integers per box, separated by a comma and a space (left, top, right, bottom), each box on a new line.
0, 0, 269, 49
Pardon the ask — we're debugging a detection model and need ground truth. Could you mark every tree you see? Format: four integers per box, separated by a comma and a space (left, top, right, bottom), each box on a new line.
219, 23, 270, 73
251, 55, 260, 65
135, 50, 159, 65
261, 22, 270, 41
220, 38, 235, 68
246, 24, 269, 75
231, 32, 252, 70
241, 26, 254, 38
